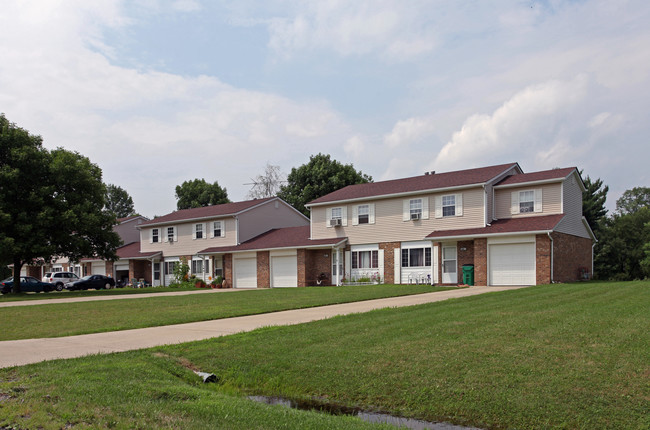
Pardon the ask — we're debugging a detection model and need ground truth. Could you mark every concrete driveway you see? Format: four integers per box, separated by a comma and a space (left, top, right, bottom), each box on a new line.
0, 286, 525, 368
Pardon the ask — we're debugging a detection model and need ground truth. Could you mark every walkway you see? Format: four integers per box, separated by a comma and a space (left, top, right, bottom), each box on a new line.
0, 286, 525, 368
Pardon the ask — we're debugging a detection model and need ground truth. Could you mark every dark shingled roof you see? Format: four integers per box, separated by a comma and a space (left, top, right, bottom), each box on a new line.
426, 214, 565, 240
200, 226, 346, 254
495, 167, 576, 187
139, 197, 276, 227
115, 242, 161, 259
307, 163, 519, 206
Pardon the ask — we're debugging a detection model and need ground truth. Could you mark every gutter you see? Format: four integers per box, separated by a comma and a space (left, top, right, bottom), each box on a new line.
547, 232, 554, 283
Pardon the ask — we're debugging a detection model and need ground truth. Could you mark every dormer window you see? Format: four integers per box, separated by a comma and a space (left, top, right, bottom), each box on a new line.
511, 189, 542, 214
519, 191, 534, 213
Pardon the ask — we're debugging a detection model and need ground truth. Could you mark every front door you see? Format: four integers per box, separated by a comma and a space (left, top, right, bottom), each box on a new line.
442, 245, 457, 284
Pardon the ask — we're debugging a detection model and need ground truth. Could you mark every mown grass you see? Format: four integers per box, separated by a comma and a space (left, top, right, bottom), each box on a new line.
0, 285, 448, 340
0, 285, 199, 302
0, 282, 647, 429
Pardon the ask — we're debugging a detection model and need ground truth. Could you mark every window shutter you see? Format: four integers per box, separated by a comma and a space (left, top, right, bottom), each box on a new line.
163, 229, 168, 243
173, 227, 177, 242
511, 192, 519, 214
403, 200, 410, 221
149, 229, 153, 244
352, 205, 359, 226
345, 251, 351, 279
369, 204, 375, 224
434, 196, 443, 219
394, 248, 401, 284
456, 194, 463, 217
534, 188, 543, 212
220, 221, 226, 237
203, 223, 207, 239
378, 249, 384, 281
341, 206, 348, 226
209, 222, 215, 238
192, 224, 197, 240
326, 208, 332, 227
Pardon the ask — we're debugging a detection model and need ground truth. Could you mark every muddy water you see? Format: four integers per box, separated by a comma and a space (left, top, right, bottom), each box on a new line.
248, 395, 482, 430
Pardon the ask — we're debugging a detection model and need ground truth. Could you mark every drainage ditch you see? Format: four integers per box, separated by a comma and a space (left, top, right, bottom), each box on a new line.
248, 395, 482, 430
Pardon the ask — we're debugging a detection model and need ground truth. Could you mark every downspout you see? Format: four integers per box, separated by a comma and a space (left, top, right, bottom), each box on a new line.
591, 243, 595, 280
547, 232, 554, 283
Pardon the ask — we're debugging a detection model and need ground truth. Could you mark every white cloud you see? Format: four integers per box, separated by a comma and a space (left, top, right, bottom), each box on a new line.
384, 117, 435, 148
344, 135, 365, 158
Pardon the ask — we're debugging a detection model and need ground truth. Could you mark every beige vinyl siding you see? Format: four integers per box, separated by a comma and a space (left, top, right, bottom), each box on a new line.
238, 200, 308, 243
140, 218, 237, 256
486, 165, 521, 223
555, 173, 592, 239
494, 183, 562, 219
311, 187, 485, 245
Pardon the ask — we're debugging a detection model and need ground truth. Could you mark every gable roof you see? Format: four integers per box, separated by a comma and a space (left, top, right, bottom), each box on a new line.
115, 242, 161, 259
426, 214, 565, 240
139, 197, 277, 227
494, 167, 577, 188
200, 226, 346, 254
307, 162, 520, 206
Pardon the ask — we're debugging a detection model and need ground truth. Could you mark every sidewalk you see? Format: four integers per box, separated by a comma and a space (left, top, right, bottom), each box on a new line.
0, 286, 524, 368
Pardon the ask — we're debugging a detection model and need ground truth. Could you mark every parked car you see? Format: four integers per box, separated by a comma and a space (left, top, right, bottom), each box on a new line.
65, 275, 115, 291
1, 276, 55, 294
42, 271, 80, 291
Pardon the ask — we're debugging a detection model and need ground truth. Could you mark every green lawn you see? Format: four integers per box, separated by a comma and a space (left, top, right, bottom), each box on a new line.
1, 282, 648, 429
0, 285, 448, 340
0, 285, 199, 302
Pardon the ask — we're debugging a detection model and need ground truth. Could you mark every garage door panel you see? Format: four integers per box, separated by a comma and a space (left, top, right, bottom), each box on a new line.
91, 262, 106, 275
271, 256, 297, 288
234, 257, 257, 288
489, 243, 535, 286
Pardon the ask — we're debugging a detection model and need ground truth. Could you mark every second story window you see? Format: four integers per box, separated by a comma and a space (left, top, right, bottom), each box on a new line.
151, 228, 159, 243
331, 207, 342, 220
442, 195, 456, 217
358, 205, 369, 224
195, 223, 203, 239
519, 191, 535, 213
167, 227, 175, 243
213, 221, 222, 238
410, 199, 422, 219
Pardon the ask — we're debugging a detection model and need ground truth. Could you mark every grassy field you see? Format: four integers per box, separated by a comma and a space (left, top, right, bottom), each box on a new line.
0, 285, 199, 302
0, 284, 448, 340
0, 281, 648, 429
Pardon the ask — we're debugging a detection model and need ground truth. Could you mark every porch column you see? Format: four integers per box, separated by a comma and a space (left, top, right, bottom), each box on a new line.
335, 247, 341, 286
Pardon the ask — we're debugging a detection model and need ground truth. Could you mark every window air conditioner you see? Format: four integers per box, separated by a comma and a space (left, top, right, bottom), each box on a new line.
330, 219, 342, 227
411, 213, 421, 220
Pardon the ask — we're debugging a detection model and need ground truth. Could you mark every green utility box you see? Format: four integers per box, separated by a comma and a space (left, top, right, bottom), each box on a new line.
462, 264, 474, 286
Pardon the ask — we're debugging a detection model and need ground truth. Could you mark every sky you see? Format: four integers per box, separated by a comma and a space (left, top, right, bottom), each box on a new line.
1, 0, 648, 218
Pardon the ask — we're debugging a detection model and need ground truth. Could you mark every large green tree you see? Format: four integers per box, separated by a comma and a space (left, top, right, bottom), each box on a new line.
0, 114, 121, 292
175, 179, 229, 210
105, 183, 135, 218
580, 170, 608, 237
615, 187, 650, 215
278, 153, 372, 216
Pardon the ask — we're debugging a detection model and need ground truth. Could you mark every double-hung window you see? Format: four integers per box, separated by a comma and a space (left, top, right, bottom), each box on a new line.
167, 227, 175, 242
442, 195, 456, 217
151, 228, 159, 243
401, 248, 432, 267
331, 207, 342, 221
195, 223, 203, 239
164, 261, 177, 275
351, 250, 379, 269
519, 190, 535, 213
213, 221, 222, 237
410, 199, 422, 218
358, 205, 369, 224
192, 260, 203, 274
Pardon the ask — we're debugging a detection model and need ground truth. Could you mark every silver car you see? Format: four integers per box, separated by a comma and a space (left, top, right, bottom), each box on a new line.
42, 272, 80, 291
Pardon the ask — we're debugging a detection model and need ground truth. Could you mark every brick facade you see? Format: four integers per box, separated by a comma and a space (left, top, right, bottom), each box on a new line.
379, 242, 400, 284
256, 251, 270, 288
536, 234, 552, 285
223, 254, 232, 288
297, 249, 307, 287
552, 232, 593, 282
473, 238, 487, 286
305, 249, 333, 286
457, 240, 474, 285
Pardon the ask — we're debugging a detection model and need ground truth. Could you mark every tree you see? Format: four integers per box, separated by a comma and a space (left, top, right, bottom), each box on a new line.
246, 163, 285, 199
105, 183, 135, 218
277, 153, 372, 216
615, 187, 650, 215
175, 179, 229, 210
580, 170, 608, 237
0, 114, 121, 292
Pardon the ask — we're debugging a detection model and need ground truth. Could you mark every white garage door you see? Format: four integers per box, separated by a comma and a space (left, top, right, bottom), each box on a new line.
489, 243, 536, 286
91, 262, 106, 275
271, 256, 297, 288
234, 257, 257, 288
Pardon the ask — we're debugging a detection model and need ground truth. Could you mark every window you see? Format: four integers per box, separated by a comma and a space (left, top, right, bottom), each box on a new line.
519, 190, 534, 213
331, 207, 342, 220
195, 223, 203, 239
164, 261, 177, 275
153, 263, 160, 281
358, 205, 369, 224
152, 228, 159, 243
213, 221, 222, 237
410, 199, 422, 218
352, 250, 379, 269
167, 227, 175, 242
442, 195, 456, 217
401, 248, 432, 267
192, 259, 203, 274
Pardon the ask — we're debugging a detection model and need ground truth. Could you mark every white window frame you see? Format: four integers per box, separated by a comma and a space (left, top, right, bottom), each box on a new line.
435, 194, 463, 218
511, 189, 543, 215
326, 206, 348, 227
194, 223, 204, 240
442, 195, 456, 217
211, 221, 225, 238
358, 204, 369, 224
519, 190, 535, 213
151, 228, 159, 243
165, 226, 177, 243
